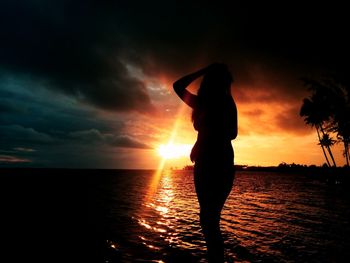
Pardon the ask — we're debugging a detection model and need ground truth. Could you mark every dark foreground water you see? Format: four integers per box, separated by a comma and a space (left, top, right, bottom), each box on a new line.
1, 169, 350, 262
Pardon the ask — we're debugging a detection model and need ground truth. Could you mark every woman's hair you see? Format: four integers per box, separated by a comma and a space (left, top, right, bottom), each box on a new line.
192, 64, 233, 130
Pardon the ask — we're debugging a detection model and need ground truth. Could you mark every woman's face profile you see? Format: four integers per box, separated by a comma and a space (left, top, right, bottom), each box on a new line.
200, 68, 232, 97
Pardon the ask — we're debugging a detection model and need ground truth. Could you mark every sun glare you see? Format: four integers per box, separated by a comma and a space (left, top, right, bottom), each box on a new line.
158, 143, 192, 159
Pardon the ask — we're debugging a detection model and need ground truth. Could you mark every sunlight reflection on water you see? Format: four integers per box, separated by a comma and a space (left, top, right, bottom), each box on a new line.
105, 170, 350, 262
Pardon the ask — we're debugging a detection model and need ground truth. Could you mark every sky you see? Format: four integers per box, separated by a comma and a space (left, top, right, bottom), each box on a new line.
0, 0, 348, 169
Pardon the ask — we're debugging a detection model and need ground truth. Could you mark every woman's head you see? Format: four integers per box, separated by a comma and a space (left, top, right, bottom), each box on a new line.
192, 63, 234, 128
198, 63, 233, 100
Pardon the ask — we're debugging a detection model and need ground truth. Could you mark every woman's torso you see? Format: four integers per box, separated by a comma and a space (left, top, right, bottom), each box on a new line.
191, 100, 235, 166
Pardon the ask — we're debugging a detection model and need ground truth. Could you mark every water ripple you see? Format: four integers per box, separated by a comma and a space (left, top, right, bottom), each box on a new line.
102, 170, 350, 262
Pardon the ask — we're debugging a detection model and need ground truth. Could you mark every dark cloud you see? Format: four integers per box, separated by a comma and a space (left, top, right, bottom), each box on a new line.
69, 129, 151, 149
0, 155, 31, 163
0, 79, 149, 167
0, 125, 151, 168
0, 81, 120, 135
13, 147, 36, 152
0, 0, 154, 113
110, 136, 150, 149
1, 0, 348, 114
275, 105, 312, 135
0, 101, 23, 114
0, 125, 55, 144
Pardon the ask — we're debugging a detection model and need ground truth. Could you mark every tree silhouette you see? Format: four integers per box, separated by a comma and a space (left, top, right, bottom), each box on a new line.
318, 133, 337, 166
300, 96, 333, 167
300, 78, 350, 167
325, 78, 350, 166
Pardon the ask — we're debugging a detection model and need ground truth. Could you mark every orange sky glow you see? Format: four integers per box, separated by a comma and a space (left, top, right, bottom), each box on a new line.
113, 72, 346, 169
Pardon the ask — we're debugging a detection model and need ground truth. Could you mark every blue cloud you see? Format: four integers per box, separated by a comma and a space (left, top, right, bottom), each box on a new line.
0, 75, 150, 167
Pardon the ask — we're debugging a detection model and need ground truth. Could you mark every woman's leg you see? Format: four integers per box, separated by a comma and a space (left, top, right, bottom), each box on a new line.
199, 201, 225, 263
194, 165, 234, 263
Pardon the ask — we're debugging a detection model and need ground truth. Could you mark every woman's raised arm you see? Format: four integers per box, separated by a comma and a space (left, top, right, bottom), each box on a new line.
173, 66, 209, 108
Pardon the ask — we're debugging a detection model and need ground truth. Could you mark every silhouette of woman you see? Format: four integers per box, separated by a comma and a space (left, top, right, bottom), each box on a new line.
173, 63, 237, 262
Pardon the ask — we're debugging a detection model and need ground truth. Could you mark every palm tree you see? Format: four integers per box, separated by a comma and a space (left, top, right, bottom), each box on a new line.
326, 79, 350, 166
300, 79, 337, 167
319, 133, 337, 166
301, 77, 350, 167
300, 97, 332, 167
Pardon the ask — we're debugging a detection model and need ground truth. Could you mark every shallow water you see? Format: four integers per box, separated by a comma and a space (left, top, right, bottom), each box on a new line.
90, 170, 350, 262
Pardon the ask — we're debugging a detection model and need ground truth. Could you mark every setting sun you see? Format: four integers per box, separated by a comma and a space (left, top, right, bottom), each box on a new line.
158, 143, 192, 159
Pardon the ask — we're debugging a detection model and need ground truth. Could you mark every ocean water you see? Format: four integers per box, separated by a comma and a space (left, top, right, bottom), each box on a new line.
88, 169, 350, 262
1, 169, 350, 262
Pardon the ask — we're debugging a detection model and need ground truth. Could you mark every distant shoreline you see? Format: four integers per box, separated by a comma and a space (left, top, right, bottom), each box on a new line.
1, 165, 348, 174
